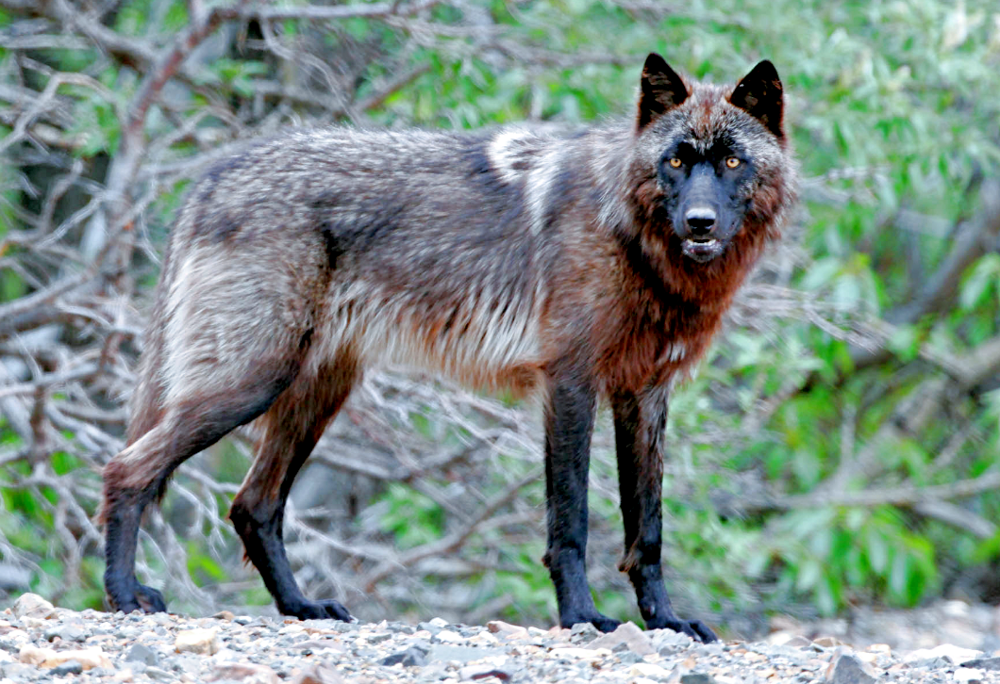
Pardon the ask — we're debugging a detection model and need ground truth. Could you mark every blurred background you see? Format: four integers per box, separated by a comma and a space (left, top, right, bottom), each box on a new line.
0, 0, 998, 641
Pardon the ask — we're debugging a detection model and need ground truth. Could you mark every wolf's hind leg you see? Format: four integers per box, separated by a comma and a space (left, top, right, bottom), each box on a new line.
103, 359, 300, 613
229, 355, 358, 621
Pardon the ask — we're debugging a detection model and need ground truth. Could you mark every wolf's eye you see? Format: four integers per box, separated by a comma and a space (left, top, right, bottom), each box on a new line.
668, 157, 683, 169
725, 156, 741, 169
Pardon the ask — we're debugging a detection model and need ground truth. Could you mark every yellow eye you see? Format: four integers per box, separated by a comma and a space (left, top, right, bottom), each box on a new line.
668, 157, 682, 168
725, 156, 741, 169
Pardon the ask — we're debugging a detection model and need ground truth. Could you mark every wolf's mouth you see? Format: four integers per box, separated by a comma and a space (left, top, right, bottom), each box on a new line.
682, 237, 723, 262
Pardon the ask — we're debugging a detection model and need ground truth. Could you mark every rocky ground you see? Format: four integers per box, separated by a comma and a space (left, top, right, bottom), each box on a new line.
2, 594, 1000, 683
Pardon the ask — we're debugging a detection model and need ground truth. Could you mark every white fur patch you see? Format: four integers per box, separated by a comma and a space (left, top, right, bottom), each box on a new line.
486, 128, 537, 185
525, 148, 562, 235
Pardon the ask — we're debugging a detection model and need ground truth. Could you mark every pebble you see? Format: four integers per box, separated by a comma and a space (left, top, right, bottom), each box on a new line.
826, 652, 876, 684
124, 642, 158, 665
174, 627, 219, 655
212, 662, 280, 683
590, 621, 656, 656
291, 662, 346, 683
2, 596, 1000, 682
381, 644, 429, 667
956, 668, 987, 684
965, 658, 1000, 671
679, 674, 716, 684
12, 593, 55, 620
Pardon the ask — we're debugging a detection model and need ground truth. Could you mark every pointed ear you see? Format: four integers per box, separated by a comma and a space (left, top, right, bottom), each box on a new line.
729, 60, 784, 138
637, 53, 689, 131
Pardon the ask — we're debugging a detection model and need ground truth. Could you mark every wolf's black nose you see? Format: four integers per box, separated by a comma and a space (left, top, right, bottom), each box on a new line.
685, 207, 716, 236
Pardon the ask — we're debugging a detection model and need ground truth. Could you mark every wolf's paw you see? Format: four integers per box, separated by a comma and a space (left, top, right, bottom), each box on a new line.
107, 580, 167, 614
647, 614, 717, 643
561, 611, 621, 633
284, 598, 352, 622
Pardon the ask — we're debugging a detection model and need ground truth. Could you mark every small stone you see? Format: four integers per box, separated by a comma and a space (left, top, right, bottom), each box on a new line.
910, 656, 953, 669
18, 644, 56, 665
630, 662, 671, 678
650, 628, 694, 655
212, 611, 236, 621
175, 628, 220, 655
44, 624, 86, 642
418, 621, 444, 636
366, 632, 392, 644
434, 629, 464, 643
962, 657, 1000, 670
125, 643, 159, 666
428, 644, 500, 663
12, 593, 56, 620
428, 617, 449, 628
679, 674, 716, 684
212, 647, 242, 661
486, 620, 524, 635
826, 653, 875, 684
955, 668, 985, 684
618, 651, 645, 665
906, 644, 984, 664
813, 636, 844, 648
590, 622, 655, 656
766, 630, 800, 646
42, 648, 113, 671
212, 662, 279, 684
459, 667, 512, 681
549, 647, 605, 661
570, 622, 600, 644
381, 644, 429, 667
469, 631, 500, 647
144, 665, 174, 681
290, 661, 347, 683
50, 659, 83, 675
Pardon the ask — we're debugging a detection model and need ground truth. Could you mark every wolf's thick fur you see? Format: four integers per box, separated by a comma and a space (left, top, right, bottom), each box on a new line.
102, 55, 796, 640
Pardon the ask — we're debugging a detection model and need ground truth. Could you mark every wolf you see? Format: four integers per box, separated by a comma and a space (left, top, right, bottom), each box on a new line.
101, 54, 796, 642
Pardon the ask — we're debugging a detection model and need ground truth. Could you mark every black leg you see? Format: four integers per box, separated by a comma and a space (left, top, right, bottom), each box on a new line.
103, 486, 167, 613
103, 364, 298, 614
542, 365, 619, 632
611, 387, 717, 642
228, 435, 351, 621
229, 363, 355, 621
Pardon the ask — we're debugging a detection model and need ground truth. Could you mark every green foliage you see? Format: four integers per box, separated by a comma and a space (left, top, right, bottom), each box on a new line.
744, 507, 938, 615
378, 483, 447, 550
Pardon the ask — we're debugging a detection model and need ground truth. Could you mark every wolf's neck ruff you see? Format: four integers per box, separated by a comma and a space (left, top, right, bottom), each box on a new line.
101, 55, 796, 643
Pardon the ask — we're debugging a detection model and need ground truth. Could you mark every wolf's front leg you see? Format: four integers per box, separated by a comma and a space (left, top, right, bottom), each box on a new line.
542, 366, 620, 633
611, 387, 717, 642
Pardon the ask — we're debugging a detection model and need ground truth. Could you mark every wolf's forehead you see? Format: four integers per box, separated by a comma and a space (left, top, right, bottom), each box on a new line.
671, 88, 775, 157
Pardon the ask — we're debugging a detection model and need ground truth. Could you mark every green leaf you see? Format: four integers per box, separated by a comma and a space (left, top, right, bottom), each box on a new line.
960, 253, 1000, 310
866, 528, 889, 573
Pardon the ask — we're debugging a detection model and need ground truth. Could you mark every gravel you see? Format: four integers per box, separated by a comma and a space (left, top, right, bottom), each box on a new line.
2, 593, 1000, 683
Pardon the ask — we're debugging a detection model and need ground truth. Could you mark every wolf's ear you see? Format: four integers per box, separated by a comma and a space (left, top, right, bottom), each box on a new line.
730, 60, 784, 138
637, 53, 689, 131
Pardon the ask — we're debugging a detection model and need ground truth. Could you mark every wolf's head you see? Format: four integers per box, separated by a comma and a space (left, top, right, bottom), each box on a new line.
629, 54, 793, 267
